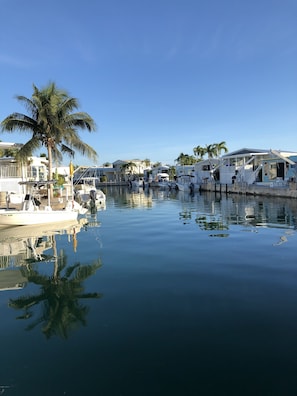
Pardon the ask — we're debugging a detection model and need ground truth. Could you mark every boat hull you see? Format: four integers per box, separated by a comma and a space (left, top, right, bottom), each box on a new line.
0, 209, 78, 226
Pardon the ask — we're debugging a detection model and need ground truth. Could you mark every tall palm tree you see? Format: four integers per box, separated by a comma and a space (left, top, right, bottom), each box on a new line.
1, 82, 97, 197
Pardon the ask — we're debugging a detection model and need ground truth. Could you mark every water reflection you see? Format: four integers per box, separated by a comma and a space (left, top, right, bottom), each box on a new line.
9, 254, 102, 339
102, 187, 297, 240
0, 219, 88, 270
104, 187, 297, 230
176, 192, 297, 232
0, 219, 102, 339
105, 185, 154, 208
0, 188, 296, 394
195, 214, 229, 232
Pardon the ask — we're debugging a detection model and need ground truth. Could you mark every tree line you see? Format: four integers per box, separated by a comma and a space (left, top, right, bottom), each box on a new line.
175, 142, 228, 165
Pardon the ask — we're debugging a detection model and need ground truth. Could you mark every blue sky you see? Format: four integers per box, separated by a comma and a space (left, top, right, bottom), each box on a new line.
0, 0, 296, 166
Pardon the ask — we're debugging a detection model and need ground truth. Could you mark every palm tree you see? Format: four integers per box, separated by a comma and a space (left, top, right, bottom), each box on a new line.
193, 145, 207, 160
175, 153, 197, 166
1, 82, 97, 197
120, 161, 137, 180
9, 243, 102, 339
0, 140, 20, 158
205, 144, 217, 159
213, 141, 228, 157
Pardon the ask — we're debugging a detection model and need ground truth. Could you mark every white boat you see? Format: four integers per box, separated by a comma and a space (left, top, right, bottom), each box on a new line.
176, 175, 195, 193
0, 194, 79, 226
130, 178, 145, 189
74, 177, 106, 210
148, 173, 170, 189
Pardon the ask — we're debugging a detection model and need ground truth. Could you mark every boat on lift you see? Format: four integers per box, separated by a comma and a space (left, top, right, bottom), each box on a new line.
0, 194, 79, 226
73, 167, 106, 210
0, 181, 86, 226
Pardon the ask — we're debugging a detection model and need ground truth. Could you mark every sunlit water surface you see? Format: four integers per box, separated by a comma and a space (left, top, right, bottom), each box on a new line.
0, 187, 296, 396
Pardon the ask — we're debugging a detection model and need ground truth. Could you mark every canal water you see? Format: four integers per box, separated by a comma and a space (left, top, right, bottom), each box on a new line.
0, 187, 296, 396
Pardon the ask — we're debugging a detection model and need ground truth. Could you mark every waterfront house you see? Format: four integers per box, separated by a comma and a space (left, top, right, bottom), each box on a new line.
113, 159, 147, 182
0, 142, 47, 190
73, 160, 148, 185
220, 148, 297, 186
194, 159, 221, 184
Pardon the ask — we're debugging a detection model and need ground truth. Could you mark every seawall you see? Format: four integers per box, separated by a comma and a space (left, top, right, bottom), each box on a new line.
200, 182, 297, 199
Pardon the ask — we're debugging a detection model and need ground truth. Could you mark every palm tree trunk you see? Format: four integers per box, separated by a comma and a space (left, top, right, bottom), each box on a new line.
47, 144, 53, 199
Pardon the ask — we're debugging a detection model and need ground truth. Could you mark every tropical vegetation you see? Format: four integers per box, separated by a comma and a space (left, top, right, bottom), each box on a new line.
1, 82, 97, 196
175, 142, 228, 166
193, 141, 228, 160
0, 140, 20, 158
175, 153, 197, 166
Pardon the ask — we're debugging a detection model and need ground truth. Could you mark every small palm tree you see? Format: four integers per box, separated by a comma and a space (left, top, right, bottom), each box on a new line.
1, 82, 98, 197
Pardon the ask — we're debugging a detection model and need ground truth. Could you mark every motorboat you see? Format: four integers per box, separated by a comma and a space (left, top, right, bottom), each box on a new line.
74, 177, 106, 210
148, 173, 170, 189
130, 178, 145, 189
176, 175, 195, 193
0, 194, 80, 226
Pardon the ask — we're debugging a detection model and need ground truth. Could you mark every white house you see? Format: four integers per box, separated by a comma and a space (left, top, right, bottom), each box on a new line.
194, 159, 221, 184
220, 148, 297, 185
0, 142, 48, 193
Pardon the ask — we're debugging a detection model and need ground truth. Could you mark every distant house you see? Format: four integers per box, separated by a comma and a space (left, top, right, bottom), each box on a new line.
112, 159, 147, 181
72, 159, 148, 184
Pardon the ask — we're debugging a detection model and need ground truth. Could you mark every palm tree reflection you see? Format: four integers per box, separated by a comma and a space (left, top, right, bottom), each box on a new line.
195, 215, 229, 232
9, 241, 102, 339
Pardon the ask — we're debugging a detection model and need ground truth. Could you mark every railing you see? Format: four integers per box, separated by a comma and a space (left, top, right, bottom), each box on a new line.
0, 164, 23, 178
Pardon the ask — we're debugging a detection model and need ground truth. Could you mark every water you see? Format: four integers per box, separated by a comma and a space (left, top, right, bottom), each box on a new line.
0, 187, 296, 396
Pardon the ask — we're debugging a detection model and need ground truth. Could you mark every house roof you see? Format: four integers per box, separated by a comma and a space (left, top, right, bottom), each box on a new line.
222, 148, 297, 164
0, 142, 23, 149
222, 148, 269, 158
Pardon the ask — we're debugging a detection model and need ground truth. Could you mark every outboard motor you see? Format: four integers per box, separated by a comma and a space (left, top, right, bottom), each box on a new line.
90, 189, 97, 202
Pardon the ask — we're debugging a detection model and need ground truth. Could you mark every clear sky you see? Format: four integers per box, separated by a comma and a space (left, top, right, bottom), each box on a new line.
0, 0, 296, 166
